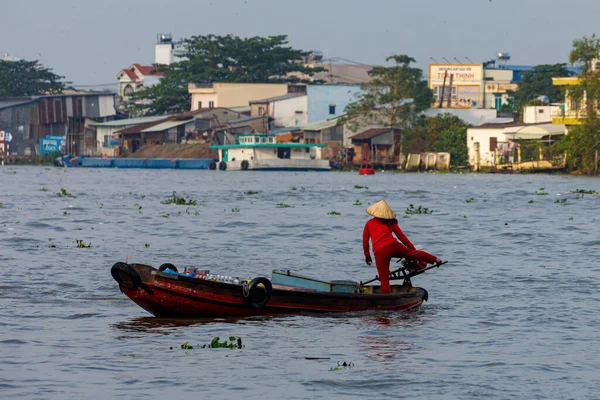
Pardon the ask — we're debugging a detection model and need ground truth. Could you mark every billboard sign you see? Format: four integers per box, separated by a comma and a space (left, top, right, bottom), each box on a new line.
429, 64, 483, 108
40, 136, 66, 155
429, 64, 483, 85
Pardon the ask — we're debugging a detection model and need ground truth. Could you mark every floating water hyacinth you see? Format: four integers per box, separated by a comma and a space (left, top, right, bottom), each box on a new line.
533, 188, 548, 195
465, 198, 475, 203
405, 204, 432, 215
161, 191, 197, 206
57, 188, 75, 198
276, 202, 293, 208
327, 211, 341, 215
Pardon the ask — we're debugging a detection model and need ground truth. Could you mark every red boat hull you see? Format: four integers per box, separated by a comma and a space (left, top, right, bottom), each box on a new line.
112, 263, 427, 318
359, 168, 375, 175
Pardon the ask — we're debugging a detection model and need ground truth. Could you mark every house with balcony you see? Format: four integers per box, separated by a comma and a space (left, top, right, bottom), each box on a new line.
116, 64, 164, 110
551, 77, 586, 125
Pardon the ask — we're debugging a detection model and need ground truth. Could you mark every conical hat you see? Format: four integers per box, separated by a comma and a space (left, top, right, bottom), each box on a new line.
366, 200, 396, 219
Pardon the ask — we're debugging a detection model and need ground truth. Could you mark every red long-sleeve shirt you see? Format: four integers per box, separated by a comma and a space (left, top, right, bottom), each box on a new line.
362, 218, 415, 257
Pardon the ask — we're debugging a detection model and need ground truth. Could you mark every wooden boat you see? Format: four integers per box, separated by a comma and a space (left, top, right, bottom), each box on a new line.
110, 262, 431, 318
359, 161, 375, 175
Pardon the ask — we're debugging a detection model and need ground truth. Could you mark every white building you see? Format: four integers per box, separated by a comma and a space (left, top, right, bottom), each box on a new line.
155, 33, 186, 65
467, 122, 566, 167
522, 105, 561, 124
249, 94, 307, 128
87, 116, 166, 156
116, 64, 163, 108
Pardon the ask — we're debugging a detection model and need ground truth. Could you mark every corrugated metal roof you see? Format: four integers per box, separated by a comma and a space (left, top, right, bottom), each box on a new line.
0, 99, 36, 110
228, 106, 251, 113
350, 128, 396, 140
268, 127, 303, 135
229, 115, 264, 124
142, 119, 193, 132
302, 117, 341, 131
88, 116, 167, 127
514, 124, 566, 136
249, 93, 305, 104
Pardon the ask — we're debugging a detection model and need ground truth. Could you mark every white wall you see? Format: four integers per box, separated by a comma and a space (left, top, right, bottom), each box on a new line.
272, 96, 307, 127
523, 105, 561, 124
425, 108, 497, 126
467, 127, 509, 166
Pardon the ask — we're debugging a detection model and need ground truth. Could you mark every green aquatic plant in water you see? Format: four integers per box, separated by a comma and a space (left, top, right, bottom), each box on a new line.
175, 336, 243, 350
75, 239, 91, 248
533, 188, 548, 195
353, 200, 363, 206
528, 200, 534, 204
330, 361, 354, 371
327, 211, 341, 215
161, 191, 197, 206
245, 191, 259, 195
276, 202, 293, 208
232, 207, 240, 212
464, 198, 474, 203
354, 185, 368, 189
405, 204, 432, 215
554, 198, 567, 204
570, 189, 598, 195
57, 188, 75, 198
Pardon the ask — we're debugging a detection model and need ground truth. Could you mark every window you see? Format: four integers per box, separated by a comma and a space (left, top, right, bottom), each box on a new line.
329, 104, 336, 115
123, 84, 134, 96
209, 101, 214, 109
258, 107, 264, 115
197, 101, 202, 109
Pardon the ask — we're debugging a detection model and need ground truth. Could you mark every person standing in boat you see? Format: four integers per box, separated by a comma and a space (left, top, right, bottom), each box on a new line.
362, 200, 441, 294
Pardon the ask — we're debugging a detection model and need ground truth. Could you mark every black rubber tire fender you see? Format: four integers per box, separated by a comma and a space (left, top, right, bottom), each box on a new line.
111, 262, 141, 291
218, 161, 227, 171
241, 160, 249, 171
243, 277, 273, 309
158, 263, 178, 273
209, 161, 217, 170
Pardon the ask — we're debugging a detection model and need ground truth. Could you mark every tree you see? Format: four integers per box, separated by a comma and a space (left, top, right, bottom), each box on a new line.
554, 34, 600, 174
510, 64, 573, 112
402, 114, 469, 166
129, 34, 324, 115
341, 55, 432, 132
0, 59, 67, 97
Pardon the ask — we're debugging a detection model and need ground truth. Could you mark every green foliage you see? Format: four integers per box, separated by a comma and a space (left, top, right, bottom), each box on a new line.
552, 121, 600, 173
245, 191, 259, 195
464, 198, 474, 203
127, 34, 324, 115
275, 202, 293, 208
405, 204, 432, 215
554, 198, 567, 204
231, 207, 240, 212
569, 34, 600, 74
533, 188, 548, 195
161, 191, 197, 205
510, 64, 573, 111
0, 59, 68, 97
528, 200, 535, 204
354, 185, 368, 189
353, 200, 363, 206
341, 55, 432, 132
402, 113, 469, 166
327, 211, 341, 215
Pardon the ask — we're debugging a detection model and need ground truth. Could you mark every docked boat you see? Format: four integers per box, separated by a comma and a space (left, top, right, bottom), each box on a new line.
209, 132, 330, 171
110, 262, 434, 318
359, 161, 375, 175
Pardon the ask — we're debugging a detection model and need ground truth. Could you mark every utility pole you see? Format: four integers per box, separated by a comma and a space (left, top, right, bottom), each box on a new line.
446, 74, 454, 108
438, 72, 447, 109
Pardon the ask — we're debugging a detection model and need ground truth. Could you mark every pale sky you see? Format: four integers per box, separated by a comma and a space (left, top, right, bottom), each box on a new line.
1, 0, 599, 88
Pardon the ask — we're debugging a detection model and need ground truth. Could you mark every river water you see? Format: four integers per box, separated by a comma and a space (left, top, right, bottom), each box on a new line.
0, 166, 599, 399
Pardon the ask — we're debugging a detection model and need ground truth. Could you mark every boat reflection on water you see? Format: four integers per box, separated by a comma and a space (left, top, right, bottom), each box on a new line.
111, 316, 246, 335
356, 312, 425, 365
